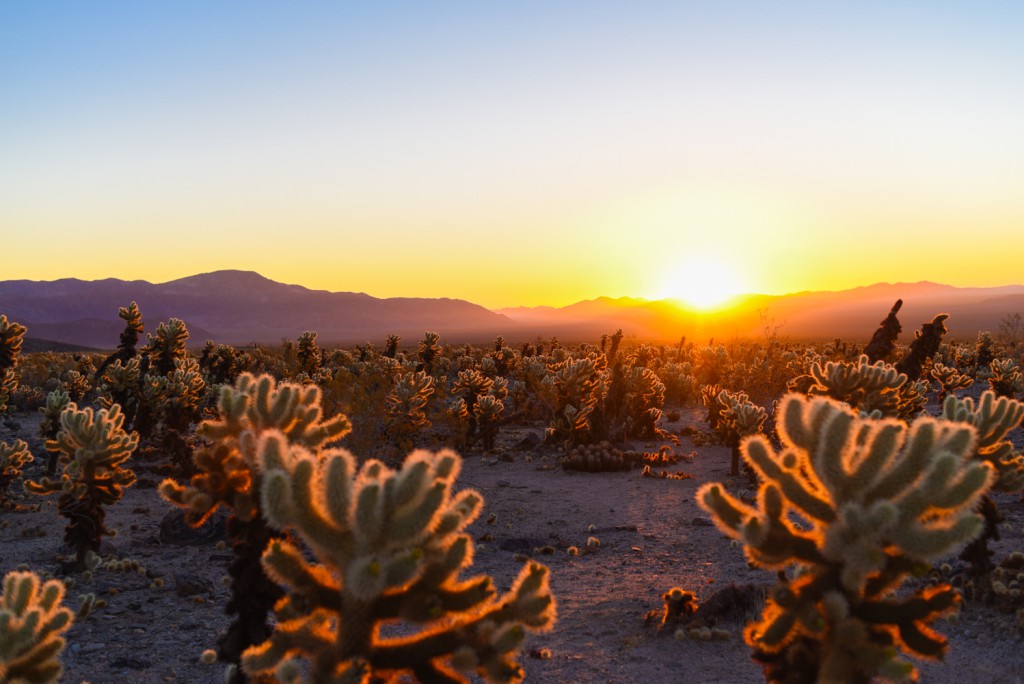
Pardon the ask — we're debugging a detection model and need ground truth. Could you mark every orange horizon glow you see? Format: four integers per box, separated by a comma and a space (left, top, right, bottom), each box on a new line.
3, 4, 1023, 311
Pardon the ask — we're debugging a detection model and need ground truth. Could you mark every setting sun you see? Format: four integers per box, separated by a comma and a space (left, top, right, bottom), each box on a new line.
655, 254, 748, 311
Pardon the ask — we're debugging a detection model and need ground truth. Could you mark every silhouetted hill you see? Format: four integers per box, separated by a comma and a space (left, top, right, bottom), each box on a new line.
0, 271, 512, 348
499, 282, 1024, 342
3, 273, 1022, 349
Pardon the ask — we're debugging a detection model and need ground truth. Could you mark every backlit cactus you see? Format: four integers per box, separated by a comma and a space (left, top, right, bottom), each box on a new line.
698, 393, 993, 683
160, 372, 352, 681
25, 404, 138, 571
715, 390, 767, 476
418, 331, 442, 374
942, 390, 1024, 493
145, 317, 190, 376
296, 330, 322, 375
243, 435, 556, 683
0, 570, 74, 684
988, 358, 1024, 398
0, 315, 27, 414
0, 439, 32, 506
385, 370, 435, 452
929, 362, 973, 403
545, 356, 605, 445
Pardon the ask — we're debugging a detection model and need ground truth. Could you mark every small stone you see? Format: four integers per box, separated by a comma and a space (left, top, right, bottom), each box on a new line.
173, 574, 214, 597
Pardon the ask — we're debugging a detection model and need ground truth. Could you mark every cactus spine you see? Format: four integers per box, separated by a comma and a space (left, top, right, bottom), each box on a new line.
243, 437, 556, 683
698, 393, 993, 683
0, 571, 74, 684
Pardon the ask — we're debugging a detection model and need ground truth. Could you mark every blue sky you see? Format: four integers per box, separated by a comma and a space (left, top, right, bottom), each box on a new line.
3, 2, 1023, 307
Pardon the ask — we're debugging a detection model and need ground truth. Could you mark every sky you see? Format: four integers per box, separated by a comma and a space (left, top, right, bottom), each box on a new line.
2, 2, 1023, 309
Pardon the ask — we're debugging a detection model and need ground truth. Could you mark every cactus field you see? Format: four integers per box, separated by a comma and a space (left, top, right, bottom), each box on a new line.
2, 307, 1024, 683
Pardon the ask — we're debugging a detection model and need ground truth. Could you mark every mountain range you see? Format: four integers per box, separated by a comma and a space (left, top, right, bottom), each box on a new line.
1, 271, 1022, 350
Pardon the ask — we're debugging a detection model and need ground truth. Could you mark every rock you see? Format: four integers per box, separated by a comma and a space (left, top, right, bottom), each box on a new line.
690, 517, 713, 527
111, 656, 152, 670
173, 573, 214, 597
514, 432, 541, 449
159, 508, 227, 545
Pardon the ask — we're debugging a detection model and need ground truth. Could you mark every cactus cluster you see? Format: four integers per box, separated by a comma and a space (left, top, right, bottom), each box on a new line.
560, 441, 633, 472
699, 393, 993, 683
0, 570, 74, 684
243, 436, 556, 683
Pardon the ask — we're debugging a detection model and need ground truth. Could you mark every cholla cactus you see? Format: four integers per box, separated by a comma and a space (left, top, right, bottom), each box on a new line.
0, 439, 32, 506
94, 302, 145, 388
560, 441, 632, 472
862, 299, 903, 363
26, 404, 138, 571
160, 373, 351, 681
385, 370, 435, 452
930, 363, 973, 403
795, 354, 927, 419
242, 435, 556, 683
701, 384, 725, 431
418, 331, 442, 374
59, 370, 90, 402
698, 394, 993, 683
715, 390, 767, 477
545, 357, 605, 445
161, 372, 351, 525
97, 357, 140, 413
145, 318, 190, 376
988, 358, 1024, 398
474, 394, 504, 451
942, 391, 1024, 493
896, 314, 949, 380
610, 365, 666, 440
116, 302, 143, 357
38, 391, 70, 442
296, 330, 321, 375
384, 334, 401, 359
0, 570, 74, 684
0, 315, 27, 414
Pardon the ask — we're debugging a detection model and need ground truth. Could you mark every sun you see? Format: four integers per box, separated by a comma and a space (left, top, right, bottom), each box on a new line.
655, 254, 747, 311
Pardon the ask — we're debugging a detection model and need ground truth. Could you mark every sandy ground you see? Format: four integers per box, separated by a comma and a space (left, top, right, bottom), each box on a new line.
2, 407, 1023, 684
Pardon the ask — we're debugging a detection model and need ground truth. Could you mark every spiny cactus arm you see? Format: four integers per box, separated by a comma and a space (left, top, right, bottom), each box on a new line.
158, 442, 257, 525
852, 584, 961, 660
240, 611, 336, 677
697, 482, 824, 568
863, 419, 975, 503
259, 540, 344, 612
742, 437, 836, 524
0, 571, 74, 684
0, 316, 27, 372
0, 439, 33, 473
368, 562, 555, 683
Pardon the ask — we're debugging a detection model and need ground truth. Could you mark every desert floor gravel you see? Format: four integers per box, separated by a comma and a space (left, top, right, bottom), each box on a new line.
2, 406, 1022, 684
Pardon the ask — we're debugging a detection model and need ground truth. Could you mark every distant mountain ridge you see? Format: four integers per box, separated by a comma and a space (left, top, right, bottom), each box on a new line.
2, 272, 1022, 349
0, 270, 512, 348
498, 281, 1024, 342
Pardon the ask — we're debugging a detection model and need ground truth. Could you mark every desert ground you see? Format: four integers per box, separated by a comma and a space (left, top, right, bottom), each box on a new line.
2, 406, 1023, 684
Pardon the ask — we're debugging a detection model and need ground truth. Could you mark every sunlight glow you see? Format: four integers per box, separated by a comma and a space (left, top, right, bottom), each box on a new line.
655, 253, 748, 311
